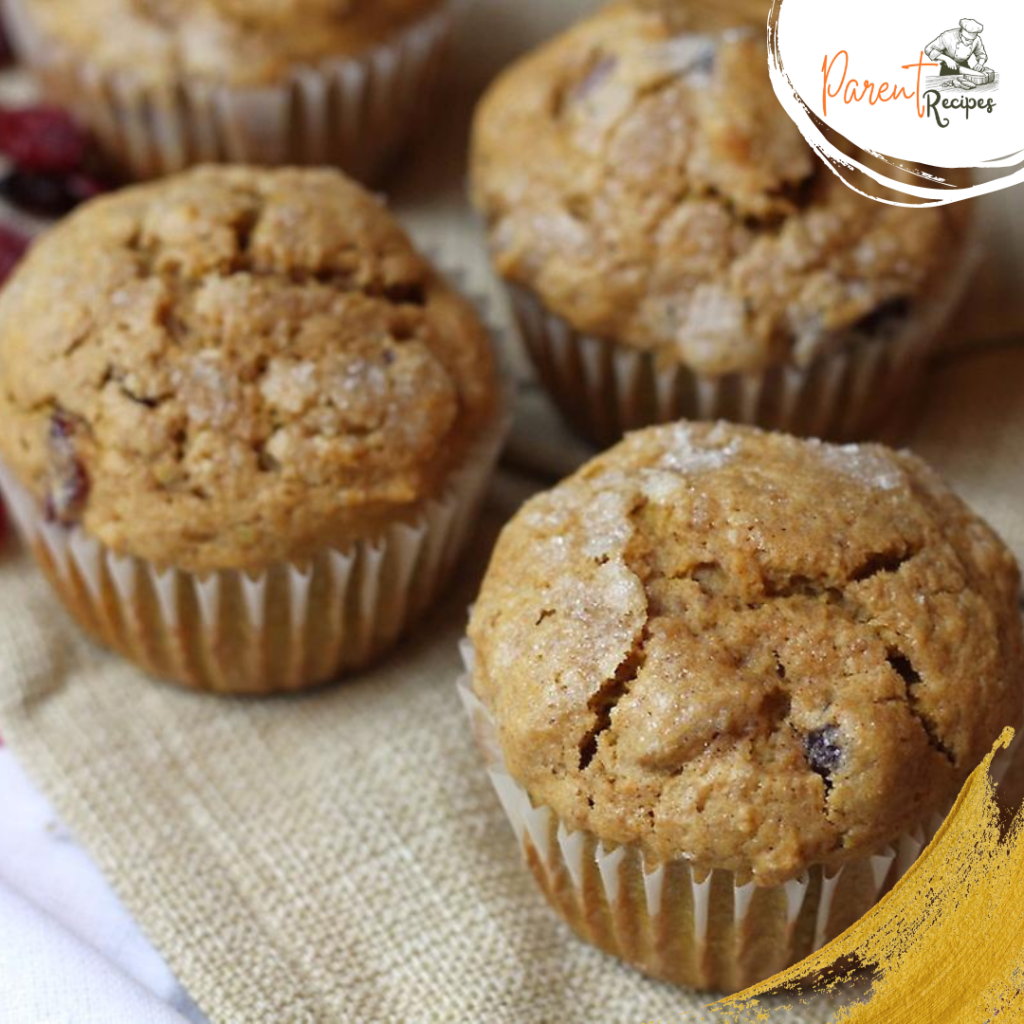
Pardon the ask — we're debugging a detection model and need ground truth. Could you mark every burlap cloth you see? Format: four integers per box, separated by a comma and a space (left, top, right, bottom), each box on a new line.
1, 3, 1023, 1021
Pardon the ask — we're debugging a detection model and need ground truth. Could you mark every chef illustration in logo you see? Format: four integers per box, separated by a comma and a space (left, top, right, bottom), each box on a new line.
924, 18, 997, 90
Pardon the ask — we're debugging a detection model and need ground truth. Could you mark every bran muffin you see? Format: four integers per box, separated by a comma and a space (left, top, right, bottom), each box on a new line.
4, 0, 457, 181
470, 2, 975, 445
464, 421, 1023, 992
0, 165, 504, 694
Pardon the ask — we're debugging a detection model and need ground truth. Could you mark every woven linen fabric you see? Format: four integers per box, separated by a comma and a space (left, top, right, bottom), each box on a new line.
1, 1, 1024, 1020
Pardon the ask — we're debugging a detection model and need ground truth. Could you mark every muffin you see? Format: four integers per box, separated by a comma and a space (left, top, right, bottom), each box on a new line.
3, 0, 457, 181
462, 421, 1023, 992
0, 165, 504, 695
470, 2, 975, 445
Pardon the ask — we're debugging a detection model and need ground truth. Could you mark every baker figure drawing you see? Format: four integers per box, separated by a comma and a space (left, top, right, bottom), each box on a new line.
925, 18, 988, 76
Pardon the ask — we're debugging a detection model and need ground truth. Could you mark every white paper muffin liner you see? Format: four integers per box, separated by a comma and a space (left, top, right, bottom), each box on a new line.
0, 402, 506, 695
508, 250, 976, 447
3, 0, 460, 182
455, 639, 973, 993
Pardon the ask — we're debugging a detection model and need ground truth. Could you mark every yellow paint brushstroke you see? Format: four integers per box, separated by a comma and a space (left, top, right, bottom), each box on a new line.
701, 728, 1023, 1022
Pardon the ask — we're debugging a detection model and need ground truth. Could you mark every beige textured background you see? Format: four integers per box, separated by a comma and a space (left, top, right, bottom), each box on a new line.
0, 2, 1023, 1022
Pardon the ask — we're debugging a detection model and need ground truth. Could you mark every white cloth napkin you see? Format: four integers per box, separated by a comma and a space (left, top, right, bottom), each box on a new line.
0, 749, 206, 1024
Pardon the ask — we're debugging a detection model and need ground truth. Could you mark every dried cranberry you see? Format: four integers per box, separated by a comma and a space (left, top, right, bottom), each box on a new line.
45, 408, 90, 524
0, 225, 28, 285
50, 408, 77, 442
0, 170, 79, 216
0, 106, 89, 175
0, 169, 107, 218
805, 725, 842, 781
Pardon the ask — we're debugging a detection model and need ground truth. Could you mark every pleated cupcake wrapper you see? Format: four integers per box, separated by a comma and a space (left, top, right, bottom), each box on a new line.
3, 0, 462, 182
456, 639, 958, 992
508, 255, 975, 446
0, 403, 506, 695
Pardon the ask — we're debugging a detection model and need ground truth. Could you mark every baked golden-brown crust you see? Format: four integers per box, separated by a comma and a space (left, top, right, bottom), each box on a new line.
0, 166, 497, 573
470, 2, 967, 376
16, 0, 444, 85
469, 422, 1023, 885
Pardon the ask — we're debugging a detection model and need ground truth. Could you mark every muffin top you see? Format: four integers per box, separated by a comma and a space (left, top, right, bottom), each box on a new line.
17, 0, 444, 85
471, 2, 967, 376
0, 165, 497, 573
468, 422, 1023, 884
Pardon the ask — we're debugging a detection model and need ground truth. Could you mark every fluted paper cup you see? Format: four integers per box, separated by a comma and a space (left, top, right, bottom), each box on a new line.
507, 246, 977, 447
457, 639, 960, 994
3, 0, 460, 182
0, 404, 506, 696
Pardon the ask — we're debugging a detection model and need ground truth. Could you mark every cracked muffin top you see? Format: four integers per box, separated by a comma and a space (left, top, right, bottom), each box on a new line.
0, 165, 497, 573
470, 1, 968, 376
468, 422, 1024, 884
15, 0, 444, 86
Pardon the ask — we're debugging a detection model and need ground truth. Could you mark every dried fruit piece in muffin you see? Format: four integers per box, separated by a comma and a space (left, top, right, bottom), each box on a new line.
43, 407, 90, 524
804, 725, 843, 786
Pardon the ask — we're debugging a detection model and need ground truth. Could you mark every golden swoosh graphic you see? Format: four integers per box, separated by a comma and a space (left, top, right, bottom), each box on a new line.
705, 728, 1023, 1022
